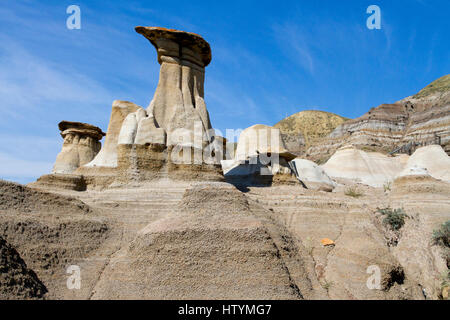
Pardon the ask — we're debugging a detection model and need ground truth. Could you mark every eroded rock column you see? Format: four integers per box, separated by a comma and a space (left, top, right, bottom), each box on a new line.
135, 27, 213, 146
53, 121, 105, 173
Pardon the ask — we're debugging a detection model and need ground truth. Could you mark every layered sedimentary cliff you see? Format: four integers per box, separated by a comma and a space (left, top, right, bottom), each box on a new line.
304, 75, 450, 162
398, 75, 450, 154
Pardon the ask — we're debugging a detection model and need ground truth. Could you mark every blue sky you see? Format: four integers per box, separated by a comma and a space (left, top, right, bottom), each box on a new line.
0, 0, 449, 183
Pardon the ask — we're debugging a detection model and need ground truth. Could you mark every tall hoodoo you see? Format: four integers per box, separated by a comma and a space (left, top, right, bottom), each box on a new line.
31, 27, 224, 191
135, 26, 213, 146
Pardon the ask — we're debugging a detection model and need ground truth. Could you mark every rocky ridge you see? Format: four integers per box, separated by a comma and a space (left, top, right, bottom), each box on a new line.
274, 110, 349, 155
303, 75, 450, 162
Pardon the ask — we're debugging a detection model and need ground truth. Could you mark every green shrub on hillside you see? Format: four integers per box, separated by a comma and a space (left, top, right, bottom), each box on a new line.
433, 221, 450, 248
377, 207, 407, 231
413, 75, 450, 99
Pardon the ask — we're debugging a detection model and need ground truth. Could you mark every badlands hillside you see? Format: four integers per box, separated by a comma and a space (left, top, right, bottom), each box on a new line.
274, 111, 349, 155
0, 27, 449, 300
283, 75, 450, 163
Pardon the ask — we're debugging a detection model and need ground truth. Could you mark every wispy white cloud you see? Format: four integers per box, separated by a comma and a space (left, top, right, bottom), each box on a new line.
0, 40, 113, 119
271, 15, 400, 85
0, 3, 122, 183
381, 20, 393, 56
272, 23, 315, 75
0, 38, 107, 182
425, 32, 439, 74
207, 78, 270, 128
206, 41, 287, 130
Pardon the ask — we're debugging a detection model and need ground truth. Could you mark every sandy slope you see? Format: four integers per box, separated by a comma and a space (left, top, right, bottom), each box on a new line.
0, 236, 47, 299
1, 177, 448, 299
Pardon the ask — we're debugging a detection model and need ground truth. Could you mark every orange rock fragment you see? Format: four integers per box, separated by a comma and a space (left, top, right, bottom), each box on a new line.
321, 238, 335, 246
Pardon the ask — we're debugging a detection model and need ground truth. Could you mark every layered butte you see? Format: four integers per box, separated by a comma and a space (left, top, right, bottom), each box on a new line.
277, 75, 450, 162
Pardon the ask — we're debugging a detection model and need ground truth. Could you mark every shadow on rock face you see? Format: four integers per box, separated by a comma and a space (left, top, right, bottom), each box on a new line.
0, 236, 48, 300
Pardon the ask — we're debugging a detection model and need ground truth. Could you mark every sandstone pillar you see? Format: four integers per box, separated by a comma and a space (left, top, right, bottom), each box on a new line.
85, 100, 142, 168
53, 121, 105, 174
135, 27, 213, 146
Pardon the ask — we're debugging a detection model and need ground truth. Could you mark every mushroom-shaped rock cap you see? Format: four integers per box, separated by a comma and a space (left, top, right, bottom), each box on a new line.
236, 124, 296, 162
135, 26, 212, 66
58, 121, 105, 141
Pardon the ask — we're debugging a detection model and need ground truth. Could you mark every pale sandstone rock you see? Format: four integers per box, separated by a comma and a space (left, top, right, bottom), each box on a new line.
222, 125, 298, 186
235, 124, 295, 162
116, 107, 168, 146
17, 41, 449, 300
321, 145, 406, 187
134, 116, 166, 145
52, 121, 105, 174
85, 100, 142, 168
74, 26, 224, 187
398, 145, 450, 182
290, 158, 336, 191
135, 27, 213, 146
397, 165, 430, 177
135, 108, 147, 124
117, 113, 138, 145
